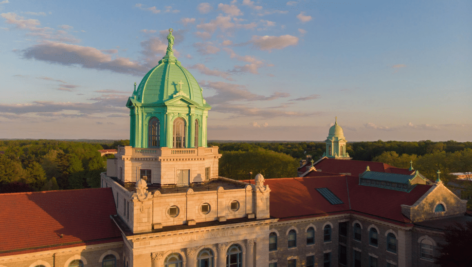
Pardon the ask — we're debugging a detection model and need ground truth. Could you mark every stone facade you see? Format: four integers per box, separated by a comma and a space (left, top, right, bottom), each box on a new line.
0, 242, 122, 267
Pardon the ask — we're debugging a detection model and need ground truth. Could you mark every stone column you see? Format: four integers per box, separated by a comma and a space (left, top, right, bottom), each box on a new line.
246, 239, 255, 267
186, 247, 197, 267
166, 113, 174, 148
190, 113, 196, 148
217, 243, 227, 267
151, 252, 165, 267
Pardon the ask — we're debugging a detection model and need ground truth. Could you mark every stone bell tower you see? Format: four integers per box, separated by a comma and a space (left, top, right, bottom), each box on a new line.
106, 28, 221, 186
323, 117, 351, 159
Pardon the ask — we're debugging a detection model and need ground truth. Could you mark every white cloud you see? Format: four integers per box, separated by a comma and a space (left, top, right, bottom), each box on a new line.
242, 0, 262, 10
286, 1, 297, 6
135, 3, 160, 14
223, 47, 267, 74
141, 29, 157, 33
195, 31, 212, 39
181, 18, 196, 26
58, 25, 73, 30
392, 64, 406, 68
249, 35, 299, 51
298, 28, 306, 36
290, 94, 320, 101
252, 122, 261, 128
257, 10, 288, 16
198, 3, 212, 14
1, 12, 79, 43
201, 81, 289, 104
193, 42, 220, 55
37, 76, 66, 83
24, 12, 47, 16
164, 6, 180, 13
297, 12, 312, 23
222, 40, 233, 46
197, 15, 257, 33
188, 64, 232, 81
260, 20, 276, 27
0, 0, 9, 4
218, 3, 243, 16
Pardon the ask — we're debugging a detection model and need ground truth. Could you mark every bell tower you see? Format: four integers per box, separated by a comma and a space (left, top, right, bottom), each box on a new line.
323, 117, 351, 159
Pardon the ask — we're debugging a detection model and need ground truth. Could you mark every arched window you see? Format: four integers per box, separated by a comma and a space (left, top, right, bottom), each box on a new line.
307, 227, 315, 245
148, 117, 160, 148
369, 228, 378, 247
34, 265, 46, 267
198, 248, 214, 267
102, 255, 117, 267
226, 244, 242, 267
420, 239, 435, 260
195, 119, 199, 148
173, 118, 186, 148
288, 230, 297, 248
435, 204, 445, 212
324, 225, 332, 242
69, 260, 84, 267
269, 232, 278, 251
387, 233, 397, 253
165, 253, 183, 267
353, 223, 362, 241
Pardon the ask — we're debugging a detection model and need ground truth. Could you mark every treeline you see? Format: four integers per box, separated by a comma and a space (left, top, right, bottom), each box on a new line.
0, 140, 111, 193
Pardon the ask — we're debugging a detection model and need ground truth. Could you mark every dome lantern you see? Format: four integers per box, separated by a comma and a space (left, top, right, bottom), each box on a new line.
323, 117, 351, 159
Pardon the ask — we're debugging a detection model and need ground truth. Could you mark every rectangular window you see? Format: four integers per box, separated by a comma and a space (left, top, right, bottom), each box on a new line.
287, 259, 296, 267
323, 253, 331, 267
306, 255, 315, 267
205, 167, 211, 180
269, 263, 277, 267
339, 245, 347, 266
140, 169, 151, 182
353, 250, 361, 267
339, 222, 347, 237
421, 244, 435, 260
177, 169, 190, 186
307, 228, 315, 245
369, 256, 378, 267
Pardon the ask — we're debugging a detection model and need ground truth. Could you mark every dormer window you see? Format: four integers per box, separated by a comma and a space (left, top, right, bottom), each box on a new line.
435, 204, 446, 212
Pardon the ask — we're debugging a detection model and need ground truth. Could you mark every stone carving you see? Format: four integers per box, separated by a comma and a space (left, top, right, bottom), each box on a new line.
167, 28, 174, 54
255, 173, 270, 193
135, 176, 151, 202
151, 251, 165, 261
187, 247, 198, 257
247, 239, 255, 250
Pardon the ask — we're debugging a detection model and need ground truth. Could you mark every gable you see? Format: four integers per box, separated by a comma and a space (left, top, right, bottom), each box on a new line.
402, 182, 467, 222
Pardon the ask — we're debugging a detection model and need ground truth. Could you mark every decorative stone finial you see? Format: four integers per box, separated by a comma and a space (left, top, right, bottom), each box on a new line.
311, 159, 314, 166
436, 170, 442, 183
166, 28, 174, 55
366, 165, 370, 172
335, 116, 337, 124
134, 82, 136, 92
135, 176, 150, 201
255, 173, 270, 193
409, 160, 414, 171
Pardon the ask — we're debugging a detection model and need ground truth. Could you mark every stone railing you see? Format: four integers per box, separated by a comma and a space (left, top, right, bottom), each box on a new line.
119, 146, 220, 158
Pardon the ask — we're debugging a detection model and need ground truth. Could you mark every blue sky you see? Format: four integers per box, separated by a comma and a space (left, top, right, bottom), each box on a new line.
0, 0, 471, 141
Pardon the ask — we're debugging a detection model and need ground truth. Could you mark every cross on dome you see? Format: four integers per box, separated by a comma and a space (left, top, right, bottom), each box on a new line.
178, 80, 184, 91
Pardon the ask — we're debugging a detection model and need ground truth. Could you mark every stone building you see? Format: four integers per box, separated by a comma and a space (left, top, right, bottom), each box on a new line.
0, 29, 470, 267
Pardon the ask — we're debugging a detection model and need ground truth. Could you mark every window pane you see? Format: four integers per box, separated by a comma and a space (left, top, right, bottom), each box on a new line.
269, 263, 277, 267
324, 225, 331, 242
306, 255, 315, 267
307, 228, 315, 245
353, 251, 361, 267
339, 245, 347, 265
324, 253, 331, 267
269, 233, 277, 251
369, 256, 378, 267
288, 259, 296, 267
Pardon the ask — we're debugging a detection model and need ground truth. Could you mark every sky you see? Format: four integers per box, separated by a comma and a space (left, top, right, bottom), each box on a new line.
0, 0, 471, 141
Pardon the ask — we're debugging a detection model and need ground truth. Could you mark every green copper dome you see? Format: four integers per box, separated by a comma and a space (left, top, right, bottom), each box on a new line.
133, 58, 205, 106
129, 29, 207, 108
328, 117, 345, 138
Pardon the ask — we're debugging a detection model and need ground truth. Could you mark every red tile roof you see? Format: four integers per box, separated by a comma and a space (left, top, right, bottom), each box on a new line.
302, 158, 413, 177
249, 174, 432, 225
0, 188, 121, 256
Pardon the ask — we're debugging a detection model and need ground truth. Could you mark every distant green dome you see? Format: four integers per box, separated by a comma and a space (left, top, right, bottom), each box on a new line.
133, 57, 205, 106
328, 117, 345, 138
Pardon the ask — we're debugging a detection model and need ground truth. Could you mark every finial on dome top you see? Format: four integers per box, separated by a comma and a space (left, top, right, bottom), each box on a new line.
335, 116, 337, 124
366, 165, 370, 172
134, 82, 136, 92
436, 170, 442, 184
166, 28, 175, 55
409, 160, 414, 171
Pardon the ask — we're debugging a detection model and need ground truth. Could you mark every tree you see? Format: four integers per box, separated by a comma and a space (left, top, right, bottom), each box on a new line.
219, 148, 299, 180
25, 162, 47, 190
41, 177, 60, 191
435, 220, 472, 266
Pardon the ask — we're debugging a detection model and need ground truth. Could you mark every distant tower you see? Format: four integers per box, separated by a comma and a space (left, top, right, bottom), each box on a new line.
323, 117, 351, 159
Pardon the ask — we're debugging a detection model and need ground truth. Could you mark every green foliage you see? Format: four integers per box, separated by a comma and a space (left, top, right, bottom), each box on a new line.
0, 140, 105, 193
219, 148, 299, 180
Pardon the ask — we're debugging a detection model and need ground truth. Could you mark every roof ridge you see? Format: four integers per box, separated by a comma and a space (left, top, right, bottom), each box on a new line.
0, 187, 109, 196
